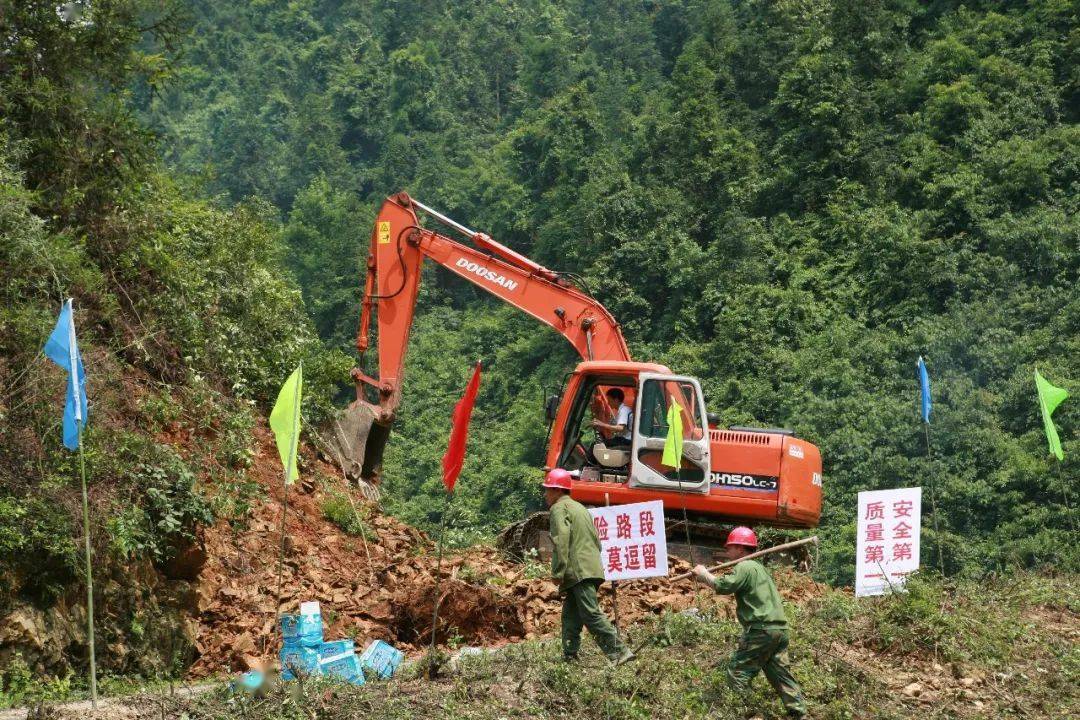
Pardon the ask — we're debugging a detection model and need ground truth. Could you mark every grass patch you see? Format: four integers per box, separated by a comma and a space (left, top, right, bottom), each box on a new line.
321, 490, 376, 542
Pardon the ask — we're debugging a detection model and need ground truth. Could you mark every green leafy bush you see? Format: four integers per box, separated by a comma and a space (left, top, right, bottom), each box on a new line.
0, 496, 78, 606
105, 441, 213, 563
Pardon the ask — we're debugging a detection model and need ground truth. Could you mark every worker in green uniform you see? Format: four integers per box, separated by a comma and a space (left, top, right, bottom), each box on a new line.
543, 468, 634, 665
692, 526, 807, 718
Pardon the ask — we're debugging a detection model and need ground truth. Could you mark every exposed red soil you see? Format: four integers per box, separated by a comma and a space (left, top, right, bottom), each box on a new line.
189, 427, 827, 677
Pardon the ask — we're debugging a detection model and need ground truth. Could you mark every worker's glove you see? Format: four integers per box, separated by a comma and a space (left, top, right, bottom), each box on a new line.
692, 564, 714, 586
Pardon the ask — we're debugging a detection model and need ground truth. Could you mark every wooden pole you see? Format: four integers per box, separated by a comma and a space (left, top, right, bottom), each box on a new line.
1055, 462, 1076, 533
676, 466, 693, 557
273, 363, 302, 633
273, 482, 290, 613
77, 423, 97, 709
672, 536, 819, 581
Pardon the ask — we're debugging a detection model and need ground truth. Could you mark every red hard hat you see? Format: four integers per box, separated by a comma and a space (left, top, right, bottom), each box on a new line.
542, 468, 573, 490
726, 526, 758, 548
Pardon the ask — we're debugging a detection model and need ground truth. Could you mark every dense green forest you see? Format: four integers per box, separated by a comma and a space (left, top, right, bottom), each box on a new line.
0, 1, 348, 673
144, 0, 1078, 579
1, 0, 1076, 646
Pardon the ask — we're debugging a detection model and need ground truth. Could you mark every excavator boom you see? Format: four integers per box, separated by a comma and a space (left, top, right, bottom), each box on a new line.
349, 193, 630, 479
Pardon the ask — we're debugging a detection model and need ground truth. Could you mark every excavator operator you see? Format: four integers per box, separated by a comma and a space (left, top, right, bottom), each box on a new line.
590, 387, 632, 448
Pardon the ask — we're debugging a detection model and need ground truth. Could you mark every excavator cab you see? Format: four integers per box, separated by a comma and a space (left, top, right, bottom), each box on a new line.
552, 377, 632, 474
549, 363, 712, 493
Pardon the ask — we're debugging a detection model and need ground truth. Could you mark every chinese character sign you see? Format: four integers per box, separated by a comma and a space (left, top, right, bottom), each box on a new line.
588, 500, 668, 581
856, 487, 922, 597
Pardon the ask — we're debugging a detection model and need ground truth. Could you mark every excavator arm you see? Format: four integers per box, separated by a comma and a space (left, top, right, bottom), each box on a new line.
348, 192, 630, 480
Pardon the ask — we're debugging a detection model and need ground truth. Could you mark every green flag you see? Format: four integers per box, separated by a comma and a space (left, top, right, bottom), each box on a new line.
662, 399, 684, 468
1035, 369, 1069, 461
270, 363, 303, 484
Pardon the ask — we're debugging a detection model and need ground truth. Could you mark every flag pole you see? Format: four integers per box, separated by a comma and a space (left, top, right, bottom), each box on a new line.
67, 299, 96, 708
918, 357, 945, 576
273, 475, 290, 616
923, 422, 945, 576
77, 421, 98, 709
426, 359, 480, 677
274, 363, 302, 624
604, 493, 621, 638
426, 488, 453, 674
676, 467, 692, 554
1053, 462, 1076, 533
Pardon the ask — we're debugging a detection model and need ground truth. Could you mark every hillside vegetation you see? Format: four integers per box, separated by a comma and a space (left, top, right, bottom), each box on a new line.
144, 0, 1079, 581
0, 0, 1077, 689
0, 1, 348, 675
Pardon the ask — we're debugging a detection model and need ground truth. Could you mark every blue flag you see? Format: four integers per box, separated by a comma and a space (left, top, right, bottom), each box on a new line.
43, 299, 88, 450
917, 356, 931, 424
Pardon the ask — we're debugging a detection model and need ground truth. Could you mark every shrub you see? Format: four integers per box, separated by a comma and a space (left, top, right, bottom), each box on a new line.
105, 440, 213, 564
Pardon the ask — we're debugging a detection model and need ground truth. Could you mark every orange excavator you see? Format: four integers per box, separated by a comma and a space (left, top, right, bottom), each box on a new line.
347, 192, 822, 559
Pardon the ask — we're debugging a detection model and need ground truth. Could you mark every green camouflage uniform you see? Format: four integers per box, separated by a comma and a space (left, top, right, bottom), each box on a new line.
711, 559, 807, 717
549, 494, 625, 660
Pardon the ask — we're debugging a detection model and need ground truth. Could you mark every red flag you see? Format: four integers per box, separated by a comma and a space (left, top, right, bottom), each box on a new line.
441, 361, 481, 493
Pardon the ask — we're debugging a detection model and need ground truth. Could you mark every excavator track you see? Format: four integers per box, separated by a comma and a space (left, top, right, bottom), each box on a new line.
497, 511, 552, 562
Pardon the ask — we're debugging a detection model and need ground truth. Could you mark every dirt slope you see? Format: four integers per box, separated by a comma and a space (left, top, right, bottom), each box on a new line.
191, 429, 806, 676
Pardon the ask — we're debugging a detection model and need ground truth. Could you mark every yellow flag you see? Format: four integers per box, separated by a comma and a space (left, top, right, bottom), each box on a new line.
1035, 369, 1069, 461
269, 364, 303, 484
662, 399, 684, 468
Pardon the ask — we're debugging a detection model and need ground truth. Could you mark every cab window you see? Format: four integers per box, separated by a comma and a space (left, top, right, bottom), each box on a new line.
637, 378, 703, 441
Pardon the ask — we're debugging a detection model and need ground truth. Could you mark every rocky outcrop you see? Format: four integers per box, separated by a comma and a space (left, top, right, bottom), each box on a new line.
0, 560, 198, 679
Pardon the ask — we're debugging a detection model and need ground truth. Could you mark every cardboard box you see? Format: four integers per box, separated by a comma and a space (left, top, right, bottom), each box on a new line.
359, 640, 404, 679
318, 639, 365, 685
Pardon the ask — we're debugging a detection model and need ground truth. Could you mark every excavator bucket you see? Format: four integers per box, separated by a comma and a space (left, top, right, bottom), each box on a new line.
325, 401, 392, 490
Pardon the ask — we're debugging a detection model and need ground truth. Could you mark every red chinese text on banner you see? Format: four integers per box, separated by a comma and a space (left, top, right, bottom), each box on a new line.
856, 487, 922, 597
589, 500, 669, 582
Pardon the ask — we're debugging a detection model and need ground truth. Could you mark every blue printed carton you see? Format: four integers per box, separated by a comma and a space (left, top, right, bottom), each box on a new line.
297, 601, 324, 648
279, 614, 301, 642
359, 640, 404, 680
279, 642, 320, 681
317, 639, 354, 661
318, 639, 365, 686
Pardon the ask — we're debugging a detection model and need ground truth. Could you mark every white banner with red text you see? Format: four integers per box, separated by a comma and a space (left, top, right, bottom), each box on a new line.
856, 487, 922, 597
589, 500, 669, 582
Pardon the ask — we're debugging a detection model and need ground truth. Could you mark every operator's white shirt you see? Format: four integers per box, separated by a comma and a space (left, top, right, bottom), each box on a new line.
614, 403, 633, 440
